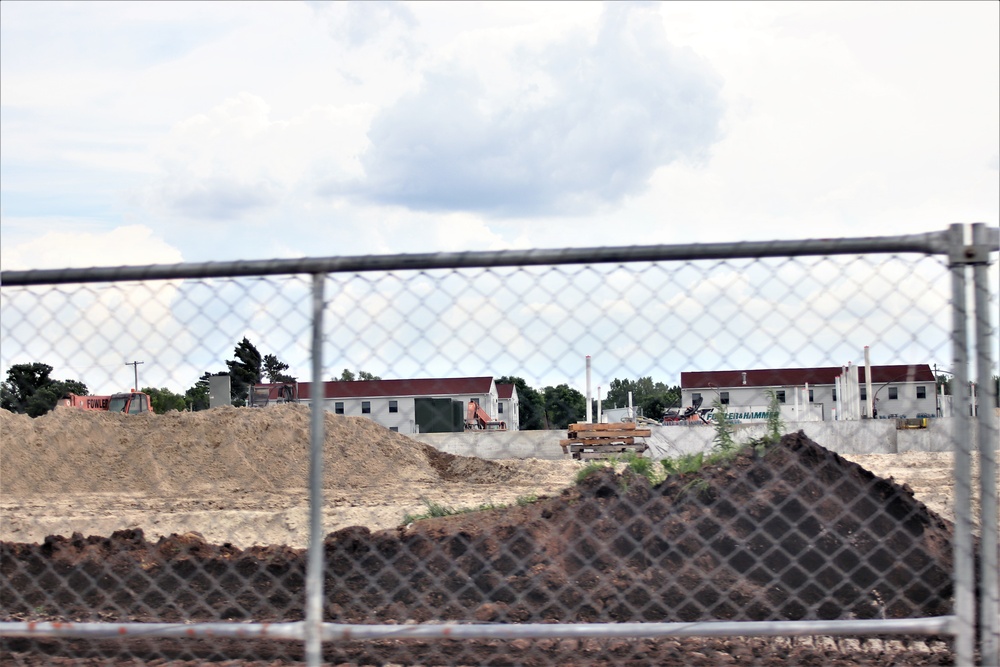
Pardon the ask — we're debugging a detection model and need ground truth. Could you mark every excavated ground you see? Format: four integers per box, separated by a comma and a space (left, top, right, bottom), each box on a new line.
0, 408, 967, 666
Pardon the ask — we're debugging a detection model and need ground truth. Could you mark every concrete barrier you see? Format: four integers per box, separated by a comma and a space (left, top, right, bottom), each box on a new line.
410, 415, 998, 460
411, 430, 566, 460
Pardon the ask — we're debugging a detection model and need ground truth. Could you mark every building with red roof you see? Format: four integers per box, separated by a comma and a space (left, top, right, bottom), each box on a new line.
253, 376, 518, 433
680, 364, 938, 421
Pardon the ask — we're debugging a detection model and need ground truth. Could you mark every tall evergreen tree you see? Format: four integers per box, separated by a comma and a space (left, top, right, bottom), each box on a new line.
225, 338, 263, 406
262, 354, 294, 383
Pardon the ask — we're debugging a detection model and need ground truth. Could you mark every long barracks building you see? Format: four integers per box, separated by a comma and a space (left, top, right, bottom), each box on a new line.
253, 376, 519, 434
681, 364, 939, 422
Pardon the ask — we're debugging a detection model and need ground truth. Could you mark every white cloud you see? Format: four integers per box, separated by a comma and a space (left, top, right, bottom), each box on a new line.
352, 2, 724, 215
0, 223, 183, 270
2, 1, 997, 393
139, 93, 373, 220
311, 0, 418, 53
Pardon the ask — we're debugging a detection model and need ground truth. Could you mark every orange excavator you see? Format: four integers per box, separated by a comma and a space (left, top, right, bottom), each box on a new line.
465, 400, 506, 430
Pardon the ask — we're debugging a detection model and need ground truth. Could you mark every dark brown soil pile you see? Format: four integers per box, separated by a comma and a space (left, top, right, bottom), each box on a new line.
1, 431, 959, 665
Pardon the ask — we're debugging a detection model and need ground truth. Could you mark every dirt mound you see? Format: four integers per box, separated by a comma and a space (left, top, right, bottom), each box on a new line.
0, 404, 514, 494
2, 433, 957, 632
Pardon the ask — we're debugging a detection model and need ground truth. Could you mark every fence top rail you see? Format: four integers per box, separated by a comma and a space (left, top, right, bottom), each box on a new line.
1, 227, 994, 287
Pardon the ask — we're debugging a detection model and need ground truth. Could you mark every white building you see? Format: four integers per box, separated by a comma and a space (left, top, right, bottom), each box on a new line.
497, 383, 519, 429
254, 377, 519, 433
680, 364, 938, 422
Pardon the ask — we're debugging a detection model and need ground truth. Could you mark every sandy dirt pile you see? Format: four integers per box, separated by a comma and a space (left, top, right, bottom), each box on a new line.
0, 405, 584, 548
1, 403, 486, 494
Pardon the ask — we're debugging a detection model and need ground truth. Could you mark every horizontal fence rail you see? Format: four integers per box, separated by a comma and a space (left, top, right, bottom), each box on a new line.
0, 230, 963, 286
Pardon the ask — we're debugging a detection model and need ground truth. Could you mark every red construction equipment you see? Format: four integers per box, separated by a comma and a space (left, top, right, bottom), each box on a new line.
59, 390, 154, 414
465, 400, 506, 430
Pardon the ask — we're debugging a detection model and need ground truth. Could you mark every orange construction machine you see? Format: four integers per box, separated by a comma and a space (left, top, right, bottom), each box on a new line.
465, 400, 506, 430
60, 390, 154, 414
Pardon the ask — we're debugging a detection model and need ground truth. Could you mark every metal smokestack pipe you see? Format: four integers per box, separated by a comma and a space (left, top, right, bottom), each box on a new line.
864, 346, 874, 418
834, 376, 841, 421
586, 355, 592, 424
847, 362, 856, 421
840, 366, 847, 420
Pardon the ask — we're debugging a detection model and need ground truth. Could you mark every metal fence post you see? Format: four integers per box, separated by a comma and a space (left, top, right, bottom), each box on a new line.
972, 223, 999, 666
949, 223, 976, 666
305, 273, 327, 666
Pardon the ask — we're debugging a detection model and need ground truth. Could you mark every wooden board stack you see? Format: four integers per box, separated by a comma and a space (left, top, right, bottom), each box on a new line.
560, 422, 652, 460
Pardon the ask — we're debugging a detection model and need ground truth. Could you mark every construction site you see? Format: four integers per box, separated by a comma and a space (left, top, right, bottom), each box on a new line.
0, 402, 979, 666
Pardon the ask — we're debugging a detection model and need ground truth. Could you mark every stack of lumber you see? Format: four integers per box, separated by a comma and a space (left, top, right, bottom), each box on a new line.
560, 422, 652, 460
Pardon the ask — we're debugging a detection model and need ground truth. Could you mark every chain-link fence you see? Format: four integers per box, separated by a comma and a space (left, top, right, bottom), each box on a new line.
1, 224, 997, 666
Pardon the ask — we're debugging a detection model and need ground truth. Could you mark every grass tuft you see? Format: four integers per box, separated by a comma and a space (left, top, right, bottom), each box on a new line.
400, 491, 545, 525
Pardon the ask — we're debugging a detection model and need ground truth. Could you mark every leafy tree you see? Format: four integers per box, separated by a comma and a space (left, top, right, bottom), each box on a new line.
543, 384, 586, 429
335, 369, 382, 381
603, 376, 680, 419
1, 363, 88, 417
604, 377, 647, 409
496, 375, 546, 430
262, 354, 295, 383
226, 337, 263, 406
27, 379, 88, 418
935, 374, 952, 396
1, 362, 54, 413
142, 386, 188, 413
643, 387, 680, 420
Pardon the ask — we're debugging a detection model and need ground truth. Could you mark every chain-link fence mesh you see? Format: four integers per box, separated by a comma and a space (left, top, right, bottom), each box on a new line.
1, 227, 997, 666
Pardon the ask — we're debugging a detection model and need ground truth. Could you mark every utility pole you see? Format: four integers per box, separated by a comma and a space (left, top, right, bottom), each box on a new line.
125, 360, 144, 391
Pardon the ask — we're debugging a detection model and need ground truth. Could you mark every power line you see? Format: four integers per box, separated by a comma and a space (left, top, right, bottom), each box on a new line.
125, 361, 144, 390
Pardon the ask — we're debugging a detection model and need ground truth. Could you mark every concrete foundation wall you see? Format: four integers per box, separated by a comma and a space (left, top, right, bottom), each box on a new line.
412, 430, 567, 460
411, 415, 998, 460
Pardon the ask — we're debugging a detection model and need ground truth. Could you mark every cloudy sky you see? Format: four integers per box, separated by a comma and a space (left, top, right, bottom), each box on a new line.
2, 1, 997, 269
1, 1, 997, 394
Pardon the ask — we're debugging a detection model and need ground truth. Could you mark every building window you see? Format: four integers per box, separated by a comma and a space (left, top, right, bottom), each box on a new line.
832, 388, 837, 401
776, 390, 786, 404
808, 389, 814, 402
888, 387, 898, 400
692, 392, 702, 405
334, 402, 344, 415
498, 403, 504, 414
916, 386, 926, 399
719, 391, 730, 405
362, 401, 371, 414
389, 426, 398, 432
860, 387, 867, 400
389, 400, 398, 413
